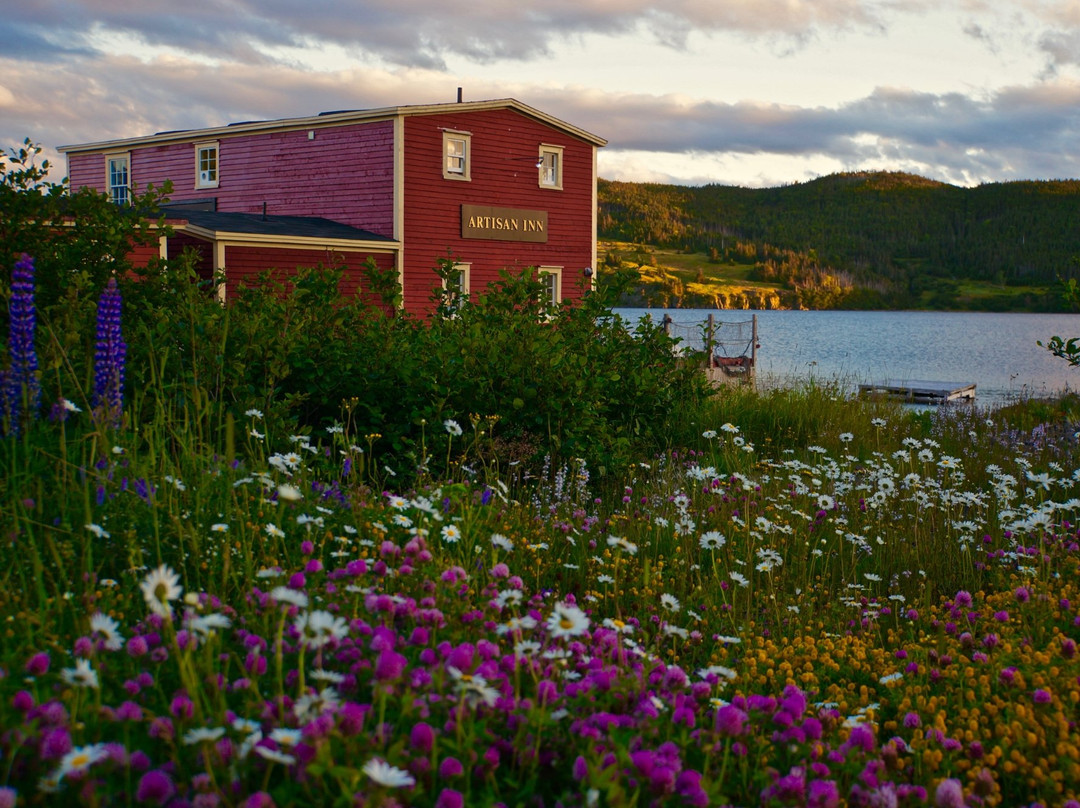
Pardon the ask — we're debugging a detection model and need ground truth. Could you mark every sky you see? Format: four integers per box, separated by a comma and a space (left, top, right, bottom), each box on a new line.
3, 0, 1080, 189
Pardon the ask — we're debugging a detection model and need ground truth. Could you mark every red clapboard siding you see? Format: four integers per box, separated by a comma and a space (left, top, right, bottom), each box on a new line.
167, 233, 214, 281
400, 108, 595, 313
223, 246, 396, 311
126, 241, 162, 268
68, 122, 396, 237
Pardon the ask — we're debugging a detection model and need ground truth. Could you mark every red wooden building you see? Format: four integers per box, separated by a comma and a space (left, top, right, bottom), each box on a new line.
58, 99, 607, 312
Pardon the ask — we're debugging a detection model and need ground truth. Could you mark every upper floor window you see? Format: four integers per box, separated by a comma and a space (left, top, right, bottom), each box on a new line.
539, 145, 563, 190
106, 154, 130, 206
196, 142, 219, 188
443, 131, 471, 181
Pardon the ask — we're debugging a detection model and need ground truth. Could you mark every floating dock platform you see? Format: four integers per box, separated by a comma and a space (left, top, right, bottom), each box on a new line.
858, 380, 976, 405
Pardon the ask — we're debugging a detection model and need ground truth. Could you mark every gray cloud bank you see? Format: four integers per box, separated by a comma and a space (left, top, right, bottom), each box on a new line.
2, 0, 1079, 187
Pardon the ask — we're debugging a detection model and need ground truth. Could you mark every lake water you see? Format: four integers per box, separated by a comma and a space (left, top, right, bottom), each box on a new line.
614, 308, 1080, 407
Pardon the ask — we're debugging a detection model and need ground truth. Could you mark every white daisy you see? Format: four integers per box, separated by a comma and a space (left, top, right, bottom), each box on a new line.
61, 659, 99, 689
447, 667, 500, 708
660, 593, 681, 613
183, 727, 227, 745
294, 687, 341, 722
294, 610, 349, 649
699, 531, 726, 550
277, 483, 303, 501
546, 601, 590, 640
254, 746, 296, 766
443, 419, 463, 437
441, 524, 462, 543
139, 564, 182, 618
606, 535, 638, 555
269, 587, 309, 609
493, 589, 523, 609
362, 758, 416, 788
57, 744, 109, 778
270, 728, 303, 747
90, 612, 124, 651
310, 668, 346, 684
188, 613, 232, 638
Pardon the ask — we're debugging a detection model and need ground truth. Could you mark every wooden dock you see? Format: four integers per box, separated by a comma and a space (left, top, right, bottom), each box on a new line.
858, 379, 976, 405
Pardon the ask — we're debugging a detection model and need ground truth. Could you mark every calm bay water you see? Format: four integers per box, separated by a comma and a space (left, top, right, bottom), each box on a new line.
615, 308, 1080, 406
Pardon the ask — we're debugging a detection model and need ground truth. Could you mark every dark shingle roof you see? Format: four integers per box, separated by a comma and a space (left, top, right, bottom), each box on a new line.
162, 207, 395, 243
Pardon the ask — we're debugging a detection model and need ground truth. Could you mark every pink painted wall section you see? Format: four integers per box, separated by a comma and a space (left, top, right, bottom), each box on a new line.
400, 108, 596, 313
67, 121, 396, 236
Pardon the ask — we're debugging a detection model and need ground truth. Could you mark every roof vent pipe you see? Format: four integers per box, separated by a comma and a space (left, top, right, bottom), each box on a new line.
262, 201, 267, 221
457, 87, 463, 103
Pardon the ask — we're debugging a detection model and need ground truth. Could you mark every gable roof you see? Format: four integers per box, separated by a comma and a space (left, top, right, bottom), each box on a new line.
57, 99, 607, 154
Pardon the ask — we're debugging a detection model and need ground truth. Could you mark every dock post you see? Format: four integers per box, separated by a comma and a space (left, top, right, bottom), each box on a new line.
751, 314, 757, 383
706, 313, 716, 369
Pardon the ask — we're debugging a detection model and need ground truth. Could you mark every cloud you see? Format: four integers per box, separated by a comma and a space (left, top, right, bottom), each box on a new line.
3, 1, 1080, 189
0, 0, 897, 71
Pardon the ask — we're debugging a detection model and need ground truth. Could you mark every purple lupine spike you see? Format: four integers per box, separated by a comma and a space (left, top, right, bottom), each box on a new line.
93, 277, 126, 423
5, 253, 41, 433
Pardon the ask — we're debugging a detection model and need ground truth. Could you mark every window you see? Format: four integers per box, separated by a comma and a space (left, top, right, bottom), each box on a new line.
538, 145, 563, 189
443, 131, 471, 181
443, 262, 471, 312
107, 154, 129, 205
538, 266, 562, 308
196, 142, 219, 188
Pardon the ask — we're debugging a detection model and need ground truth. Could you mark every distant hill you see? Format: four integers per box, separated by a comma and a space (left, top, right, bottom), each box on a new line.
597, 172, 1080, 310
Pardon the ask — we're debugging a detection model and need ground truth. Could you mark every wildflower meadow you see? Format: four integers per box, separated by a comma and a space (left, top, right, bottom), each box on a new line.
2, 148, 1080, 807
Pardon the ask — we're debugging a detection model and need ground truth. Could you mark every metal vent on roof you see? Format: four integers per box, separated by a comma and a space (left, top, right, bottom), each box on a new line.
318, 109, 360, 116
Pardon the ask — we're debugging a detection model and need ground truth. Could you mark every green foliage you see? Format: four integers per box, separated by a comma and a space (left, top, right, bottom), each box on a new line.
599, 172, 1080, 310
1, 139, 175, 417
1039, 274, 1080, 367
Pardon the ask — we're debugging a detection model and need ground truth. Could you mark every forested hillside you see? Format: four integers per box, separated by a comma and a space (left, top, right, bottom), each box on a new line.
597, 172, 1080, 310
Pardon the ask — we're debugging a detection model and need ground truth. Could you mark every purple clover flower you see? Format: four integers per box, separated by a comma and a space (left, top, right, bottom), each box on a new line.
5, 253, 40, 432
93, 276, 126, 422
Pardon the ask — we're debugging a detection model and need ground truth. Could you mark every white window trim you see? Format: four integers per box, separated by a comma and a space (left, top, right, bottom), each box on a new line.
106, 152, 130, 206
538, 265, 562, 307
443, 130, 471, 181
442, 262, 471, 315
538, 144, 564, 190
443, 262, 471, 296
195, 141, 219, 189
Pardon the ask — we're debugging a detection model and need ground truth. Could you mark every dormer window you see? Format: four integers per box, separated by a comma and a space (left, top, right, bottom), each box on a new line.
196, 142, 219, 188
107, 154, 130, 205
539, 145, 563, 190
443, 131, 471, 181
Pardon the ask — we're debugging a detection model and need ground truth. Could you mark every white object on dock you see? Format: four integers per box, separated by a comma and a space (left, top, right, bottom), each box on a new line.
858, 380, 976, 405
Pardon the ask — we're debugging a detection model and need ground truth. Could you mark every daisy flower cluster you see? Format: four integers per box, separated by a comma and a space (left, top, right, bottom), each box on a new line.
2, 396, 1080, 806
